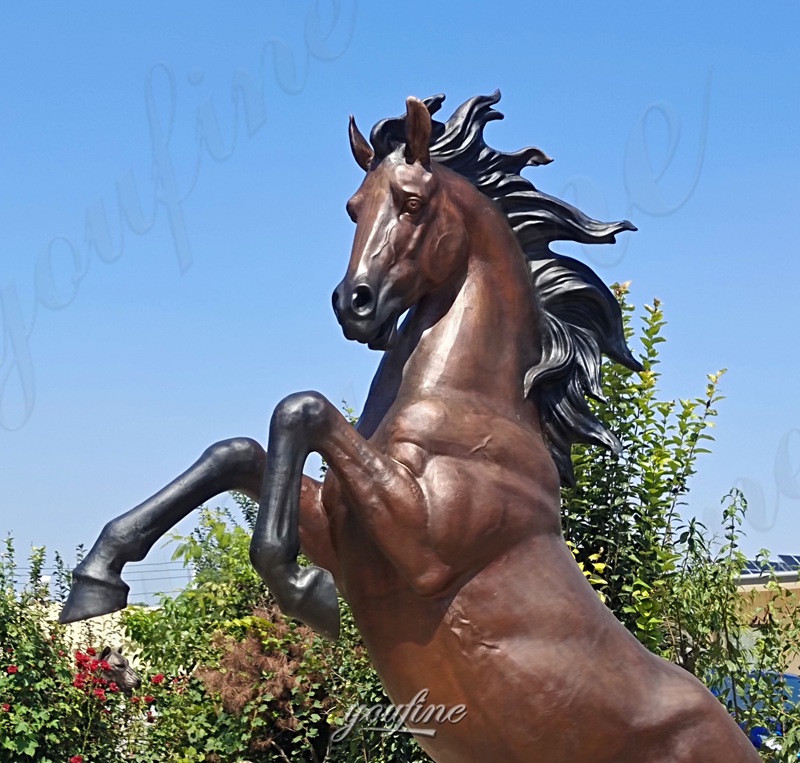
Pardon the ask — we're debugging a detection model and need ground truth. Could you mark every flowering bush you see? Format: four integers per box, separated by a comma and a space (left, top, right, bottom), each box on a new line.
0, 525, 425, 763
0, 538, 141, 762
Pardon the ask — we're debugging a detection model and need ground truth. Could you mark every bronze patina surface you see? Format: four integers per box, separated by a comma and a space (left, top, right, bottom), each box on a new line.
61, 93, 759, 762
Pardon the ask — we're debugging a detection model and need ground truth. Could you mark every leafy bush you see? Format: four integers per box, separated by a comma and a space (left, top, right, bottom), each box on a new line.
562, 286, 724, 650
121, 501, 427, 762
563, 286, 800, 759
0, 538, 141, 763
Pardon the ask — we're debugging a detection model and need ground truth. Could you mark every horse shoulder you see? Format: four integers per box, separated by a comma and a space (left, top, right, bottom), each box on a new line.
385, 395, 557, 491
383, 397, 560, 578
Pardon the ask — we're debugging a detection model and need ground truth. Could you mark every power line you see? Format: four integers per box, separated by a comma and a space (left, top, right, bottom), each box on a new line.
14, 561, 188, 571
130, 591, 185, 598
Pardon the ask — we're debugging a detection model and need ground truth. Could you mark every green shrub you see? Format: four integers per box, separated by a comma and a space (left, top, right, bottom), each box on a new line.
0, 538, 140, 763
563, 286, 800, 758
121, 502, 427, 762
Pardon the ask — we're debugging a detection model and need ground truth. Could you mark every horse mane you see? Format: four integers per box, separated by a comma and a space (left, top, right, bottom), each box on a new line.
368, 91, 643, 485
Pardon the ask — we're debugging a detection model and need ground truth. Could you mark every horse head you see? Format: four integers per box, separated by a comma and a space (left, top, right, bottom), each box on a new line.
332, 97, 468, 351
99, 646, 141, 693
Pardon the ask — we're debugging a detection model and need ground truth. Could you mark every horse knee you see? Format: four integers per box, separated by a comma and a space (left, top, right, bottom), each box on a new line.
99, 515, 128, 549
271, 391, 328, 434
201, 437, 264, 476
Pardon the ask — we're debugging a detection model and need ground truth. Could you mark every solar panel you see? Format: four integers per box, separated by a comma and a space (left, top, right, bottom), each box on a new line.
765, 557, 800, 572
738, 558, 800, 575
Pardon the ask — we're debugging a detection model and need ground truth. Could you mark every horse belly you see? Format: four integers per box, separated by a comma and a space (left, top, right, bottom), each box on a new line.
358, 608, 634, 762
361, 610, 756, 763
344, 546, 648, 762
339, 523, 756, 762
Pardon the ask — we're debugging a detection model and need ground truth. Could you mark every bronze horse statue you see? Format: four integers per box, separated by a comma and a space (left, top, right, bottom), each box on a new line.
61, 93, 759, 762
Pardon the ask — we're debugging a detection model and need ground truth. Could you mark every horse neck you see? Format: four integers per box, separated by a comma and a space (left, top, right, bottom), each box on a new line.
400, 204, 540, 412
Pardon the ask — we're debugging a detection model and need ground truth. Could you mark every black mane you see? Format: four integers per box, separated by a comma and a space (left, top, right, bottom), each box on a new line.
369, 91, 643, 485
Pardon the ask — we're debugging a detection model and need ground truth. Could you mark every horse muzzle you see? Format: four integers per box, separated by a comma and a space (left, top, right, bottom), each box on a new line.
331, 281, 399, 350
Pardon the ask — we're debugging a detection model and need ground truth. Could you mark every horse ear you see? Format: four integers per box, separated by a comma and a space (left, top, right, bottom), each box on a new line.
100, 646, 111, 659
404, 96, 431, 167
349, 116, 374, 171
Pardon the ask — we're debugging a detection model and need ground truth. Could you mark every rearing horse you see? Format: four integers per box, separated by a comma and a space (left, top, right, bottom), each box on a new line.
61, 93, 759, 762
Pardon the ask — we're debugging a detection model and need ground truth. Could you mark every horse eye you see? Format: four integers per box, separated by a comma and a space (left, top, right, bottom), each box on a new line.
403, 198, 423, 215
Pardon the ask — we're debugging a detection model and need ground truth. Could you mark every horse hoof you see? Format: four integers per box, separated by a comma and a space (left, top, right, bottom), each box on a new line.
58, 571, 130, 624
286, 565, 341, 641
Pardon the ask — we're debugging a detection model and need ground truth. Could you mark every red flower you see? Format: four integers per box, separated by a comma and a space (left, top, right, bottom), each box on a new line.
86, 647, 96, 656
75, 651, 90, 667
144, 694, 154, 703
98, 659, 110, 672
1, 703, 10, 712
69, 756, 84, 763
108, 682, 119, 693
72, 676, 86, 689
6, 666, 18, 674
151, 673, 165, 685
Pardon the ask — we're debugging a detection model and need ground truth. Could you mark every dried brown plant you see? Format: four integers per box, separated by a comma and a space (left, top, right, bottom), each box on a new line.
196, 602, 330, 755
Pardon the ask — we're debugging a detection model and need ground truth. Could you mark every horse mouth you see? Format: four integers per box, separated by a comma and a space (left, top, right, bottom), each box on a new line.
333, 284, 400, 350
366, 314, 398, 351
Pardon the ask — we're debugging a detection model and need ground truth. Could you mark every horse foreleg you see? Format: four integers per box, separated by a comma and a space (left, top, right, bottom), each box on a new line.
59, 437, 332, 624
250, 392, 437, 642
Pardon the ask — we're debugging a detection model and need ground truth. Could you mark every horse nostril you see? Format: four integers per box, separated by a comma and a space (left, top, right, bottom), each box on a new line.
351, 284, 375, 317
331, 289, 341, 318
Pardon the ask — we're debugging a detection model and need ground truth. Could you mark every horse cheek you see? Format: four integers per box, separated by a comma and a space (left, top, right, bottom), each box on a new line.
428, 225, 468, 287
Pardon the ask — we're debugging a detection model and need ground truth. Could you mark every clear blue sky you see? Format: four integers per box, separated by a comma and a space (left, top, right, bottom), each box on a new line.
1, 1, 798, 587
